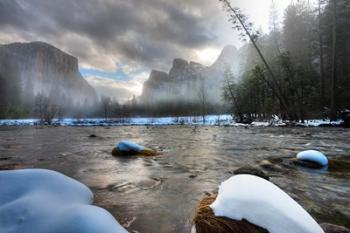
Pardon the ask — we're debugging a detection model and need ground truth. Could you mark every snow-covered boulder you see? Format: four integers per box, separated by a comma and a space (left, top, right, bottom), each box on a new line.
296, 150, 328, 168
210, 175, 325, 233
112, 140, 156, 156
0, 169, 129, 233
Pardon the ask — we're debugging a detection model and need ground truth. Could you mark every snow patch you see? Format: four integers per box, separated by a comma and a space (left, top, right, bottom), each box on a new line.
297, 150, 328, 166
117, 140, 145, 152
210, 175, 324, 233
0, 116, 343, 127
0, 169, 129, 233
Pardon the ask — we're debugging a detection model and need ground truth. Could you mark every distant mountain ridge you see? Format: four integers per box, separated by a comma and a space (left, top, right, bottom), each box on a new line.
0, 41, 97, 111
140, 45, 241, 104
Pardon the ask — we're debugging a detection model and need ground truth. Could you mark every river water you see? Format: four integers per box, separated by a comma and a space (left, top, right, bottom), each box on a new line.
0, 126, 349, 233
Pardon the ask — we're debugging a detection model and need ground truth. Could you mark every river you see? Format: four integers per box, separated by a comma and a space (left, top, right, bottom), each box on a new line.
0, 126, 349, 233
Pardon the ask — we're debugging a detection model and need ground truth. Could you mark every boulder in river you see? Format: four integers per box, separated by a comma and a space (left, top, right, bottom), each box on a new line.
321, 223, 350, 233
233, 165, 269, 180
193, 175, 324, 233
112, 140, 157, 157
192, 193, 268, 233
296, 150, 328, 168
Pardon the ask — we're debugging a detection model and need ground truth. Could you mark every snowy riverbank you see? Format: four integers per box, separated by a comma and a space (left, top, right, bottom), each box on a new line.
0, 115, 343, 127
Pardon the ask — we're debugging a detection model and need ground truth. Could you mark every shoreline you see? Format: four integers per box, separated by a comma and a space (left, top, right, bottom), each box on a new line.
0, 116, 344, 127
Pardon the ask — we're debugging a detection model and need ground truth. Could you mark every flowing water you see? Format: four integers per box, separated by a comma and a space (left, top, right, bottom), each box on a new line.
0, 126, 349, 233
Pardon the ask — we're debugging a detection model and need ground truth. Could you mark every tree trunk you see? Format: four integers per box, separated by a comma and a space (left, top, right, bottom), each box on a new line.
330, 0, 337, 120
318, 0, 326, 109
222, 0, 296, 121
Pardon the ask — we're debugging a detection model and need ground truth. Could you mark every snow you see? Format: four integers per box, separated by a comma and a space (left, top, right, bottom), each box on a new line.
0, 115, 232, 126
297, 150, 328, 166
296, 119, 342, 127
0, 115, 343, 127
117, 140, 144, 152
0, 169, 129, 233
210, 175, 325, 233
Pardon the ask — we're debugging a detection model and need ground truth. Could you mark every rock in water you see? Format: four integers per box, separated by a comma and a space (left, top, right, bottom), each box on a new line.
193, 193, 268, 233
112, 140, 156, 156
320, 223, 350, 233
233, 165, 269, 180
209, 175, 325, 233
296, 150, 328, 168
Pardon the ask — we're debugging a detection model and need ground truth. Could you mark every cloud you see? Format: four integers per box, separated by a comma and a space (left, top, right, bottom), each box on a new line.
84, 69, 149, 103
0, 0, 224, 70
85, 76, 134, 103
0, 0, 290, 99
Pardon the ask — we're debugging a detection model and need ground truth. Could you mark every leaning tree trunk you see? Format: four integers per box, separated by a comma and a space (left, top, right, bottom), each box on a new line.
330, 0, 337, 121
318, 0, 326, 109
220, 0, 296, 121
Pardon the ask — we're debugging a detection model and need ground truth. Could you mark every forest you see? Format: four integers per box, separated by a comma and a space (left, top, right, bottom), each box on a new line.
0, 0, 349, 124
222, 0, 350, 122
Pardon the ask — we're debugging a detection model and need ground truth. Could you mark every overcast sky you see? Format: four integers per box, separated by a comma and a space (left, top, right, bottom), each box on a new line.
0, 0, 292, 102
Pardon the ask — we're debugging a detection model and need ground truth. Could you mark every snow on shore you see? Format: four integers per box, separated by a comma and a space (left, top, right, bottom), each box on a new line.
0, 115, 343, 127
210, 175, 325, 233
0, 169, 129, 233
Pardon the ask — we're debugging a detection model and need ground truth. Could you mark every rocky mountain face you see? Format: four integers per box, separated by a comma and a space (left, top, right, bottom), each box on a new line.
0, 41, 97, 109
140, 45, 241, 104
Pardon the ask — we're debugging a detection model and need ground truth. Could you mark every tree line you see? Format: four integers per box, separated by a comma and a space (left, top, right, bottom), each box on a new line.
221, 0, 350, 122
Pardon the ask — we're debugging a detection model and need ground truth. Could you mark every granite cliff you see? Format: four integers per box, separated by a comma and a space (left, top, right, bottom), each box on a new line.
0, 41, 97, 110
140, 45, 241, 104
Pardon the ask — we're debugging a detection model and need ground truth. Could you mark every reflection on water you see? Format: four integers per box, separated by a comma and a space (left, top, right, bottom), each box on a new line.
0, 126, 349, 232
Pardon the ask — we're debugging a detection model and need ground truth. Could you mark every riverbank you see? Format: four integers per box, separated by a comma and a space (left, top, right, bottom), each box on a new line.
0, 115, 344, 127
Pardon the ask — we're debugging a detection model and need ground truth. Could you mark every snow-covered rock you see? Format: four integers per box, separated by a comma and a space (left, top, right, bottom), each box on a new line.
117, 140, 145, 152
0, 169, 129, 233
210, 175, 325, 233
297, 150, 328, 167
112, 141, 156, 156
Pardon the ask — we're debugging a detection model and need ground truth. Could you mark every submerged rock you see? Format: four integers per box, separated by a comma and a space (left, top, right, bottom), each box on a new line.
112, 140, 157, 157
258, 160, 276, 170
296, 150, 328, 168
321, 223, 350, 233
233, 165, 269, 180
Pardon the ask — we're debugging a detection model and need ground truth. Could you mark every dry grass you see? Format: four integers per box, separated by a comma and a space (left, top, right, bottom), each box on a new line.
193, 194, 268, 233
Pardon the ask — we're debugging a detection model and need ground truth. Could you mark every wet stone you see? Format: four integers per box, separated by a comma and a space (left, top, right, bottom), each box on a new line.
233, 165, 269, 180
321, 223, 350, 233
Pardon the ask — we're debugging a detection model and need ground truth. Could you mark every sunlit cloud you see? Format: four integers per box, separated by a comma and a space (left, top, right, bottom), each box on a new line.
0, 0, 292, 99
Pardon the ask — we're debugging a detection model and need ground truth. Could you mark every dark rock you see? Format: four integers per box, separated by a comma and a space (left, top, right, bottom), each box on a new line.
341, 110, 350, 128
0, 163, 32, 170
291, 158, 326, 169
0, 157, 11, 161
321, 223, 350, 233
258, 160, 274, 170
233, 165, 269, 180
88, 134, 97, 138
111, 142, 157, 157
